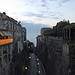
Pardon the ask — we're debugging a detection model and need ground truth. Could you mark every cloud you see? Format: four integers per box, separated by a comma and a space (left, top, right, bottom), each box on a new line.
49, 0, 56, 1
21, 11, 61, 22
23, 12, 49, 18
41, 0, 46, 7
41, 0, 46, 3
53, 17, 60, 19
41, 4, 46, 7
58, 0, 70, 6
49, 0, 70, 3
46, 0, 70, 7
62, 0, 70, 3
24, 0, 43, 8
37, 18, 42, 20
41, 0, 46, 2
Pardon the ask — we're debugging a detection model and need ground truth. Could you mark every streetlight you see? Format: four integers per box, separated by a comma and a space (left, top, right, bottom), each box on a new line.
29, 56, 31, 59
28, 46, 30, 48
37, 63, 39, 65
37, 58, 38, 61
25, 67, 28, 70
38, 70, 40, 73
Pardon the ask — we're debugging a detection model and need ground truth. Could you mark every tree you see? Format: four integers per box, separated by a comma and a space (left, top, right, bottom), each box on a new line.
43, 20, 70, 37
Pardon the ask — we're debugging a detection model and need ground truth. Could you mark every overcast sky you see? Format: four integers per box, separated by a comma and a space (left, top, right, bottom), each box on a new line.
0, 0, 75, 45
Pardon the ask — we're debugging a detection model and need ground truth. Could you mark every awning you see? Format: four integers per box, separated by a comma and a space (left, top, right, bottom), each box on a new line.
1, 31, 12, 36
0, 31, 5, 36
2, 31, 9, 36
7, 31, 12, 36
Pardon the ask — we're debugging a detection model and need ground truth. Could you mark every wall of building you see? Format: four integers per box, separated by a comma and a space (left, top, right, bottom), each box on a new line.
0, 43, 13, 75
0, 12, 26, 75
0, 12, 26, 53
36, 36, 69, 75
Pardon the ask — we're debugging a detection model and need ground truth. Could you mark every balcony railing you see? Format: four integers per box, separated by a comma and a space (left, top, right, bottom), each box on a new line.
0, 38, 13, 45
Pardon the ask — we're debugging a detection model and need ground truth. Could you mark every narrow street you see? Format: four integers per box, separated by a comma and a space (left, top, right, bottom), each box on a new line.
26, 53, 46, 75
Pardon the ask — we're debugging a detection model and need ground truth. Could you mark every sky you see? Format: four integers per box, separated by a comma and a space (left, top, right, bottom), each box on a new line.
0, 0, 75, 45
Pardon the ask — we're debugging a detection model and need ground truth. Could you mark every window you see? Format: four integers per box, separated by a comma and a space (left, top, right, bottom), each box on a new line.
4, 21, 8, 24
0, 15, 2, 24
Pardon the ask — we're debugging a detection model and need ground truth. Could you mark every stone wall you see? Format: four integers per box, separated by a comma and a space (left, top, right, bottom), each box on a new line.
36, 36, 69, 75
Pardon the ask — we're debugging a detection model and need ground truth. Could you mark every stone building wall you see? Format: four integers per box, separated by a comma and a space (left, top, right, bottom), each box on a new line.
0, 12, 26, 75
36, 36, 69, 75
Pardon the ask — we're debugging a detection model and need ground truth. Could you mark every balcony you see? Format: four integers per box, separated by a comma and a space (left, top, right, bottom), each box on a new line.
0, 38, 13, 45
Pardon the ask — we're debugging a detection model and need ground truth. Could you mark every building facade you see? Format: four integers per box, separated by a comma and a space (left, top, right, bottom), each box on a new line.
36, 25, 75, 75
0, 12, 26, 75
0, 29, 13, 75
41, 28, 51, 36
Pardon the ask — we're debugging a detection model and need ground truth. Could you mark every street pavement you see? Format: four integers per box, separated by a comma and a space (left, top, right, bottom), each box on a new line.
26, 53, 46, 75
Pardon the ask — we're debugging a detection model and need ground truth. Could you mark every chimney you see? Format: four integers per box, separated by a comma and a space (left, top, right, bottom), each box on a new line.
3, 12, 6, 15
